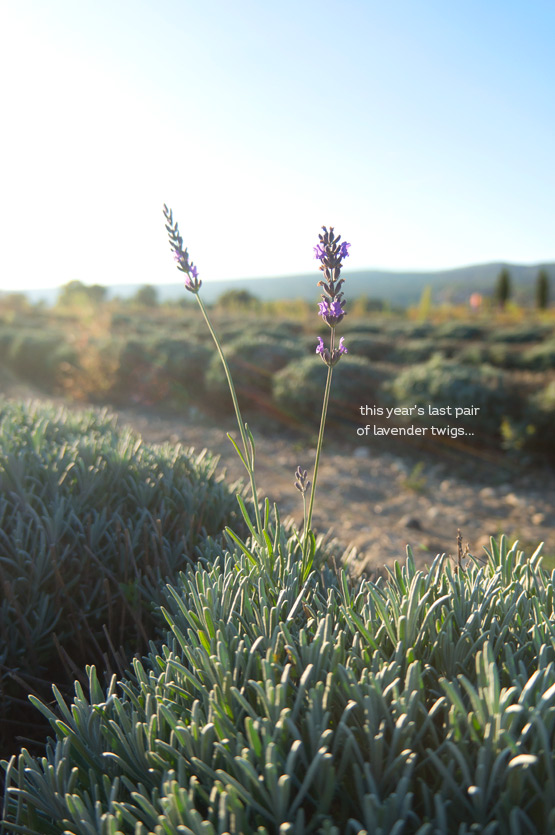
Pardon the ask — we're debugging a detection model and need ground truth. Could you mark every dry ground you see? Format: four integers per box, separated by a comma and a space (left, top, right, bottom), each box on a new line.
114, 405, 555, 576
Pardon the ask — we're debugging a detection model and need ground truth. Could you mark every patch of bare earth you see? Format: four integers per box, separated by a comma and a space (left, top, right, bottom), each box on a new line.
114, 406, 555, 577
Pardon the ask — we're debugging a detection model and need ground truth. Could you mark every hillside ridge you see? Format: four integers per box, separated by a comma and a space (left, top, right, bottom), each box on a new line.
6, 260, 555, 307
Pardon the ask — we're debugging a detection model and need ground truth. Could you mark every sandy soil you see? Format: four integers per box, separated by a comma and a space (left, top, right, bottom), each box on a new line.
114, 404, 555, 576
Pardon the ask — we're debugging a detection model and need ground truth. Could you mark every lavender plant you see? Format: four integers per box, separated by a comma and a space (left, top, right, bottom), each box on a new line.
164, 205, 264, 545
305, 227, 350, 556
4, 534, 555, 834
163, 207, 350, 571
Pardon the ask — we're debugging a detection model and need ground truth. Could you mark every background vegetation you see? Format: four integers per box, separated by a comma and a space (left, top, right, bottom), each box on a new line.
1, 287, 554, 462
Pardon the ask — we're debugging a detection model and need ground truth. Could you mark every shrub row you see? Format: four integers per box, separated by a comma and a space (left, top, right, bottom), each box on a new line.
1, 321, 554, 458
2, 317, 555, 400
0, 328, 77, 388
3, 534, 555, 833
387, 357, 513, 438
455, 338, 555, 371
0, 400, 243, 762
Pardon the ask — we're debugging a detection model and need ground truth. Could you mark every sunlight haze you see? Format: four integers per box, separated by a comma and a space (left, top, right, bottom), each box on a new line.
1, 0, 554, 292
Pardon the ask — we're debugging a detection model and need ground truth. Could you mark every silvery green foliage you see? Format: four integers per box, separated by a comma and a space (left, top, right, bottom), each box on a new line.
389, 339, 443, 364
273, 355, 388, 423
388, 356, 515, 437
520, 339, 555, 371
0, 400, 242, 753
322, 334, 395, 363
3, 534, 555, 834
487, 326, 545, 344
205, 335, 304, 406
0, 328, 75, 387
116, 336, 213, 403
434, 323, 484, 341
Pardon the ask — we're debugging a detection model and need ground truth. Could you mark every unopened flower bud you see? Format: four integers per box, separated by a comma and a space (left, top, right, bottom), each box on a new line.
294, 466, 310, 494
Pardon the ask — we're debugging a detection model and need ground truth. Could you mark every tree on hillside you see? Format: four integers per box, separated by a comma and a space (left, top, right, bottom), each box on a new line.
494, 268, 511, 310
133, 284, 159, 307
536, 269, 550, 310
0, 292, 30, 313
57, 280, 107, 308
351, 296, 385, 315
88, 285, 108, 305
417, 285, 432, 320
217, 289, 260, 310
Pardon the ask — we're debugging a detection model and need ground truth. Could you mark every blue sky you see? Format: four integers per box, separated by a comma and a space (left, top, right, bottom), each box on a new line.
1, 0, 554, 291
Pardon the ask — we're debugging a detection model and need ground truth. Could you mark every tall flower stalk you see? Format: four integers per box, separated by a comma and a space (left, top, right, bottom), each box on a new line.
302, 226, 350, 557
163, 205, 264, 541
163, 208, 349, 567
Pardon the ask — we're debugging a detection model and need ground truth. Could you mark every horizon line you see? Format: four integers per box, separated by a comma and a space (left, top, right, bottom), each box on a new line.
4, 257, 555, 295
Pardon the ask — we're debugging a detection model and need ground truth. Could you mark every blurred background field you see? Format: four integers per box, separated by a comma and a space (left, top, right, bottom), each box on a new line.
1, 282, 554, 463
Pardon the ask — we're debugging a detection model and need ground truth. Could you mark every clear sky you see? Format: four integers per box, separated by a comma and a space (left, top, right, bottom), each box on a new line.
1, 0, 554, 291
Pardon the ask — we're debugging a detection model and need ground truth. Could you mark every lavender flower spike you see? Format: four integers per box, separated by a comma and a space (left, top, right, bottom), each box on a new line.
163, 205, 202, 294
314, 226, 350, 327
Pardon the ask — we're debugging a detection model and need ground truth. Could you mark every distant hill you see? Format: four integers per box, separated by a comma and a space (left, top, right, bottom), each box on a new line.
9, 261, 555, 308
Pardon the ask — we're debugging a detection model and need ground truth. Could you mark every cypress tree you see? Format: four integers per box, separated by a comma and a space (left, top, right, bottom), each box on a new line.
536, 268, 550, 310
495, 267, 511, 309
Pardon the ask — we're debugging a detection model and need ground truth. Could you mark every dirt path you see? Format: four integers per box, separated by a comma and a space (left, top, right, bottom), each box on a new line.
2, 373, 555, 576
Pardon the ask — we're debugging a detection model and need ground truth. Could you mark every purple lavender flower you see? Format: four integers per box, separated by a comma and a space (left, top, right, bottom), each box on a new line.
317, 297, 345, 328
317, 335, 348, 366
327, 337, 348, 366
190, 265, 199, 279
316, 336, 331, 365
329, 299, 344, 318
339, 242, 351, 259
313, 243, 326, 260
